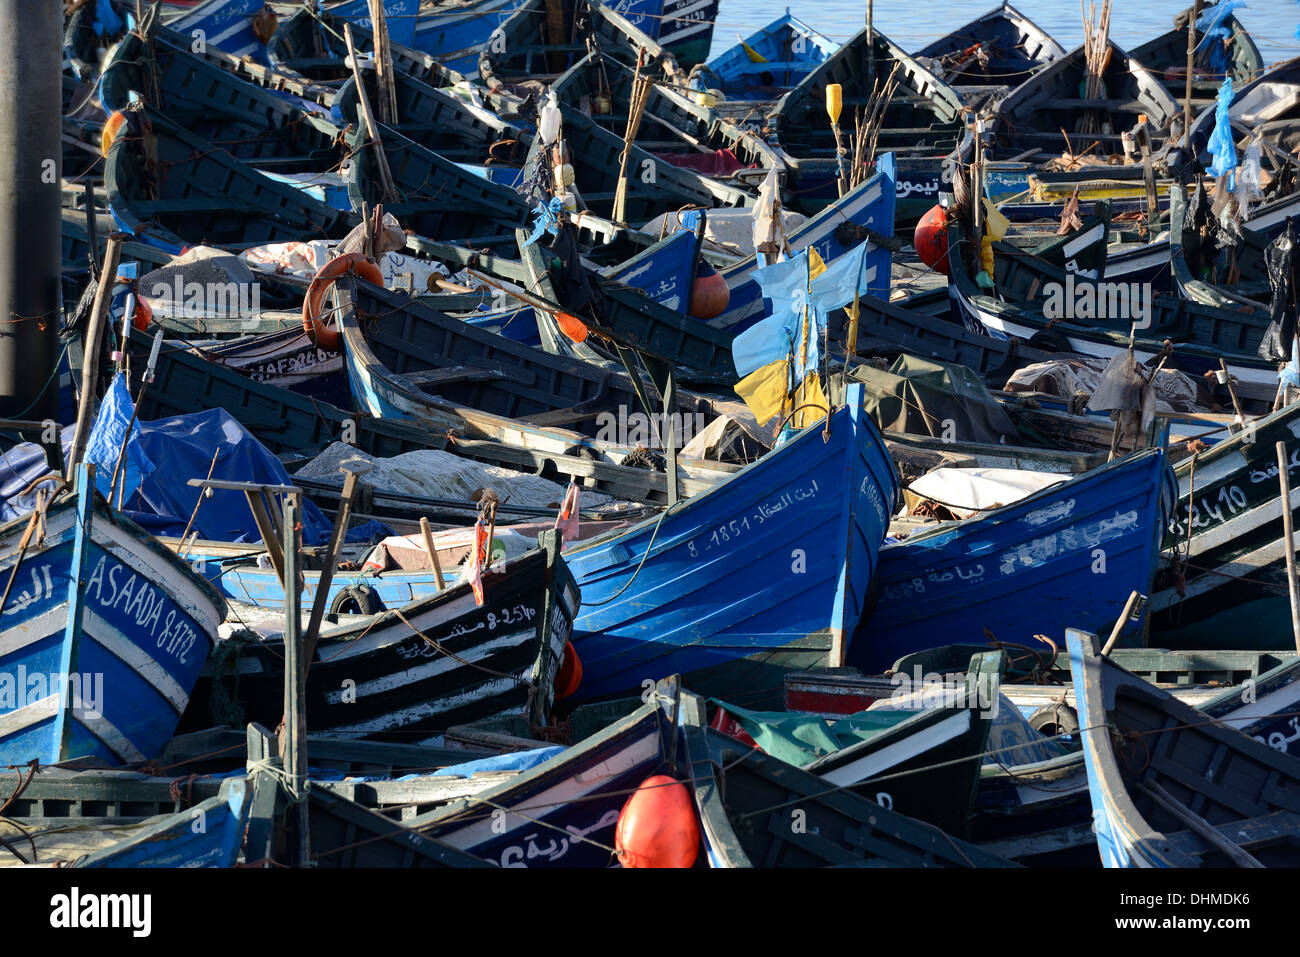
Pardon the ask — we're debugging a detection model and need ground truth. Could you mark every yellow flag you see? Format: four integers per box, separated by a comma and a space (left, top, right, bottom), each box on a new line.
792, 372, 828, 430
808, 246, 827, 279
982, 198, 1010, 242
741, 39, 768, 63
734, 359, 791, 427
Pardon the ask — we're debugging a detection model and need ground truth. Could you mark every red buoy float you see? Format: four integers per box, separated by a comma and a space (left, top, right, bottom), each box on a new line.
555, 311, 588, 343
689, 258, 730, 320
914, 203, 950, 275
554, 641, 582, 701
303, 253, 385, 352
614, 774, 700, 868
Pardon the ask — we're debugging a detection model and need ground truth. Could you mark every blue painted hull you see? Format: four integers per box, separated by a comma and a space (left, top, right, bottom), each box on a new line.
417, 691, 673, 867
711, 153, 896, 332
607, 227, 697, 313
166, 0, 268, 60
80, 777, 250, 867
700, 13, 836, 99
409, 0, 523, 74
562, 383, 898, 702
0, 470, 227, 766
612, 0, 719, 67
851, 448, 1177, 673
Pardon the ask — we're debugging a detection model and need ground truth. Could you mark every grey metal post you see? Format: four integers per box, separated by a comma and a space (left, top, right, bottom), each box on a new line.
0, 0, 61, 423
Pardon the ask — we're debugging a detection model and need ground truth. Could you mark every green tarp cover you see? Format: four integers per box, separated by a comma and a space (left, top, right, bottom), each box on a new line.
710, 699, 915, 768
852, 354, 1019, 444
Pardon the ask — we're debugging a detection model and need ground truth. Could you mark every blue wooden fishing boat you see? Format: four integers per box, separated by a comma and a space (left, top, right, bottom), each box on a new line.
163, 0, 272, 61
850, 447, 1177, 673
694, 12, 836, 104
560, 382, 899, 703
617, 0, 719, 68
0, 466, 227, 766
1069, 628, 1300, 867
334, 278, 730, 471
710, 153, 897, 332
407, 0, 523, 75
409, 677, 684, 866
191, 534, 577, 743
77, 777, 250, 867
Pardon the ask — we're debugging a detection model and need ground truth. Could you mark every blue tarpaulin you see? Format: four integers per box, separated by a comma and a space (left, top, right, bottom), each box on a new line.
84, 373, 155, 504
1206, 77, 1237, 190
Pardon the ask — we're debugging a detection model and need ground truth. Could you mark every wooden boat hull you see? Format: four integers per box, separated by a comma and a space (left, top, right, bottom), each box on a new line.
850, 448, 1177, 672
711, 154, 897, 331
0, 469, 227, 766
699, 13, 836, 102
1152, 402, 1300, 631
561, 383, 899, 703
191, 537, 577, 743
410, 681, 681, 867
683, 682, 1014, 867
772, 27, 969, 218
914, 1, 1065, 90
1070, 628, 1300, 867
78, 777, 250, 867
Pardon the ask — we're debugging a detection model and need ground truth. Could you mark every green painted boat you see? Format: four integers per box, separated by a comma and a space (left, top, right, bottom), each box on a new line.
550, 49, 781, 191
771, 25, 970, 220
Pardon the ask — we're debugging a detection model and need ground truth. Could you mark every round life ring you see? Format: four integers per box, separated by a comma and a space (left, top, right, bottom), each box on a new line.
302, 253, 385, 352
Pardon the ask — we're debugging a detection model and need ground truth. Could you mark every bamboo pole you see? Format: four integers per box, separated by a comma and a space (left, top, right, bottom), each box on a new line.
344, 23, 397, 202
1183, 0, 1203, 146
67, 234, 124, 479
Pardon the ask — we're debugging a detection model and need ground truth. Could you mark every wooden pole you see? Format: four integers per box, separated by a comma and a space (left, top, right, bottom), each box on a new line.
1101, 589, 1142, 655
1277, 440, 1300, 655
67, 234, 125, 479
280, 491, 309, 866
1218, 359, 1245, 426
1183, 0, 1203, 146
344, 23, 397, 203
419, 516, 447, 589
301, 462, 368, 667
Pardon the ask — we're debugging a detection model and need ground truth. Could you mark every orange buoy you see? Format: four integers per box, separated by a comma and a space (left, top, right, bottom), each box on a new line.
303, 253, 385, 352
132, 291, 152, 332
913, 203, 950, 275
555, 310, 588, 343
101, 111, 126, 157
615, 775, 700, 868
689, 259, 730, 319
554, 641, 582, 700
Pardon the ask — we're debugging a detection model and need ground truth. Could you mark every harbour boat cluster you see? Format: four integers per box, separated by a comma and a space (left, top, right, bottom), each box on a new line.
4, 0, 1299, 871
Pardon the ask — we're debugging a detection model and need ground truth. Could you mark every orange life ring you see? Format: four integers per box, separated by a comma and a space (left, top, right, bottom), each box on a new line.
302, 253, 385, 352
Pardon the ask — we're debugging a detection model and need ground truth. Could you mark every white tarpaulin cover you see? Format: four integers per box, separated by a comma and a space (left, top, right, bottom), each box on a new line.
906, 467, 1069, 518
295, 443, 614, 510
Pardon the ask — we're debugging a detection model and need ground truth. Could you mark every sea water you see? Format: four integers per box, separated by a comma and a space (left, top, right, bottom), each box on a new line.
706, 0, 1298, 67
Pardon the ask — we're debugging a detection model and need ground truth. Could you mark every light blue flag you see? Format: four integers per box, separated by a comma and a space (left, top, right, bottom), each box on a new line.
808, 239, 877, 326
84, 373, 155, 505
733, 249, 814, 379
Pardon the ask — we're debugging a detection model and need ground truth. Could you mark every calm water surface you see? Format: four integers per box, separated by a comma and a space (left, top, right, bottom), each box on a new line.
705, 0, 1298, 67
